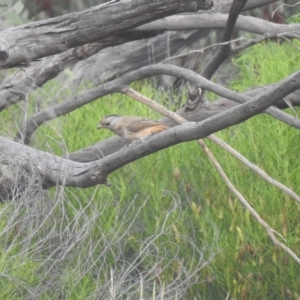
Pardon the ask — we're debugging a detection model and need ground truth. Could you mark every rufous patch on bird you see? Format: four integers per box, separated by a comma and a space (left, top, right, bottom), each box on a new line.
97, 115, 168, 140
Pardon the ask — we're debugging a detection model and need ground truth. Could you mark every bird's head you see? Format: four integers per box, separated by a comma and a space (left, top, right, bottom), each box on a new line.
97, 115, 119, 129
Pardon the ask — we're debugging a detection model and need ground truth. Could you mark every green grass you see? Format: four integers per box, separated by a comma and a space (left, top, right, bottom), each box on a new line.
1, 37, 300, 299
231, 39, 300, 91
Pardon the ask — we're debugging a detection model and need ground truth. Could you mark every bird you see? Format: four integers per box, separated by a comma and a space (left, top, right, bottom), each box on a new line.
97, 115, 168, 140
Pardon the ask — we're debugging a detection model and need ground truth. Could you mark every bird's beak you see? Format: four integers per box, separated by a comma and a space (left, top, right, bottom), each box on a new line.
97, 124, 103, 129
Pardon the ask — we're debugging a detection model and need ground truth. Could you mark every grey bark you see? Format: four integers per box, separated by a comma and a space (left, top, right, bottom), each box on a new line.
1, 67, 300, 200
1, 0, 299, 200
0, 1, 289, 111
14, 64, 300, 144
0, 0, 213, 68
137, 13, 300, 34
3, 13, 298, 113
1, 2, 294, 111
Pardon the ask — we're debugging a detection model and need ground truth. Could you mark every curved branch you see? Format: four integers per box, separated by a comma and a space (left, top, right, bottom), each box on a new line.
124, 86, 300, 265
3, 11, 298, 111
15, 64, 300, 144
201, 0, 248, 79
202, 139, 300, 265
186, 0, 248, 111
0, 68, 299, 196
0, 0, 213, 68
208, 135, 300, 204
138, 14, 300, 37
0, 30, 205, 111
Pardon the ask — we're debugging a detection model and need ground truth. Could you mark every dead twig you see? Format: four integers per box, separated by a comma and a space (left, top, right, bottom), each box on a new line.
124, 87, 300, 266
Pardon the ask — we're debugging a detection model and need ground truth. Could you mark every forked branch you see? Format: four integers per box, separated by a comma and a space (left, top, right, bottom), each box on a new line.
124, 87, 300, 265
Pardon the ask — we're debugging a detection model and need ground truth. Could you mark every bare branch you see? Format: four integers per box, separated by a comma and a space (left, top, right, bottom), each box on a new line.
186, 0, 248, 111
0, 30, 205, 111
208, 135, 300, 204
69, 67, 300, 163
0, 0, 213, 68
14, 64, 300, 144
204, 0, 248, 75
126, 87, 300, 204
3, 12, 299, 111
139, 13, 300, 37
0, 67, 298, 196
199, 139, 300, 265
271, 1, 300, 18
125, 87, 300, 265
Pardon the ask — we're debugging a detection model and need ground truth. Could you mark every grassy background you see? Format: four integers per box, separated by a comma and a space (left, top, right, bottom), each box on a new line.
0, 39, 300, 299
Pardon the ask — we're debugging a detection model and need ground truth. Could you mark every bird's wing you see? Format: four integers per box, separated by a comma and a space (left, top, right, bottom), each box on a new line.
126, 118, 164, 132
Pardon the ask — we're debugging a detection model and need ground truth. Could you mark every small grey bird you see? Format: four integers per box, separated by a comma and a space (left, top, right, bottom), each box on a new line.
97, 115, 168, 140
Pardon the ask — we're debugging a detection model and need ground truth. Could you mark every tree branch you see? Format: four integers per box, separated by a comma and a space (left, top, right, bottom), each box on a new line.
201, 0, 249, 78
0, 67, 299, 198
0, 0, 213, 68
199, 138, 300, 265
3, 11, 299, 111
211, 0, 278, 13
0, 30, 204, 111
14, 64, 300, 144
138, 13, 300, 36
125, 86, 300, 205
186, 0, 248, 111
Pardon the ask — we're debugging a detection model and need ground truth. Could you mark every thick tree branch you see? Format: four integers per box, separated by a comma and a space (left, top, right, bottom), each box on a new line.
53, 13, 300, 89
14, 64, 300, 145
1, 68, 299, 199
201, 0, 248, 79
0, 0, 213, 68
124, 87, 300, 264
0, 30, 205, 111
3, 11, 299, 111
125, 87, 300, 205
68, 85, 300, 163
186, 0, 248, 111
138, 13, 300, 37
0, 138, 105, 190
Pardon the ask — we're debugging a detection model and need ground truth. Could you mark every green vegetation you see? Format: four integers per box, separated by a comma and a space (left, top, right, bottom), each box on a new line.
1, 39, 300, 299
231, 39, 300, 91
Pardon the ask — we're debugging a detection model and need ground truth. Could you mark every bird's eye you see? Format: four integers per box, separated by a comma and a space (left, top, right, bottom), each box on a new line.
105, 122, 110, 126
